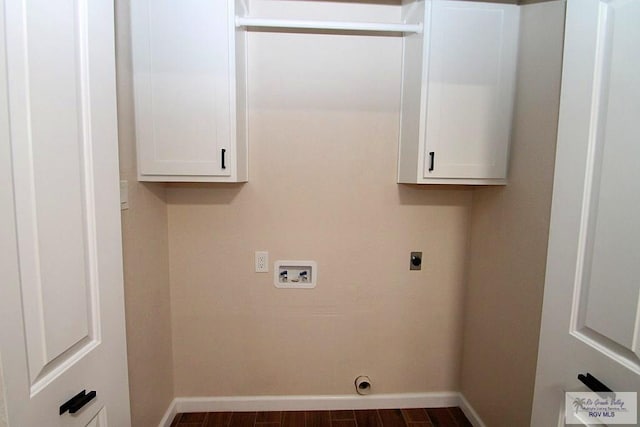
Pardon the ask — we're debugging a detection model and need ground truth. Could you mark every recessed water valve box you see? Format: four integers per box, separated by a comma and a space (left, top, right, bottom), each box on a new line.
274, 260, 317, 289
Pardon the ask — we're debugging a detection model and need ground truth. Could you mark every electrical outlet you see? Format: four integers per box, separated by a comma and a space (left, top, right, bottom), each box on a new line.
255, 251, 269, 273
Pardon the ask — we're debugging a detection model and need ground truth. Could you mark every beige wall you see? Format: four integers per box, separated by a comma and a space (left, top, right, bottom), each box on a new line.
167, 2, 472, 397
460, 2, 565, 426
114, 0, 566, 421
115, 1, 174, 425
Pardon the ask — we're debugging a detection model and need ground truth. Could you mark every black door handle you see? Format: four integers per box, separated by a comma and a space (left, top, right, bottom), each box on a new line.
428, 152, 435, 172
60, 390, 97, 415
221, 148, 226, 169
578, 373, 614, 399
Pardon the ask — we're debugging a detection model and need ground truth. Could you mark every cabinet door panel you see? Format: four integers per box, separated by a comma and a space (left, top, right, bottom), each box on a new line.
131, 0, 231, 178
423, 1, 518, 179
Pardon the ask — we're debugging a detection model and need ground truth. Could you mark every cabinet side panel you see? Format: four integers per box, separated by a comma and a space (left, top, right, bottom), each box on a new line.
398, 0, 428, 183
234, 0, 249, 182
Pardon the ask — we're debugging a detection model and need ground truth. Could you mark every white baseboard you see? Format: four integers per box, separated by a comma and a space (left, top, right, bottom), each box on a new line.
458, 393, 487, 427
158, 399, 178, 427
159, 392, 486, 427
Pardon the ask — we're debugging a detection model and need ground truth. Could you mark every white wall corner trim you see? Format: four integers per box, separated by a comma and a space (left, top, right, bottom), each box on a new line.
159, 393, 487, 427
0, 353, 8, 427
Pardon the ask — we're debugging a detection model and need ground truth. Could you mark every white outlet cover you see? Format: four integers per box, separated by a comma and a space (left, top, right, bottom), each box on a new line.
274, 260, 317, 289
255, 251, 269, 273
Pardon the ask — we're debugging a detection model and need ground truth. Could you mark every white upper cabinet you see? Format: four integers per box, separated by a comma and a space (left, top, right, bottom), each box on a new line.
398, 1, 520, 185
131, 0, 248, 182
131, 0, 517, 184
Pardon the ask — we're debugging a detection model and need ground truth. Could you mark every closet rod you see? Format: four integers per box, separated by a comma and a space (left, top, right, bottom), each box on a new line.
235, 17, 423, 34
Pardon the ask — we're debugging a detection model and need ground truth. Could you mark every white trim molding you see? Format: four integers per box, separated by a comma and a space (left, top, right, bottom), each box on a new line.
158, 401, 178, 427
159, 392, 486, 427
458, 394, 487, 427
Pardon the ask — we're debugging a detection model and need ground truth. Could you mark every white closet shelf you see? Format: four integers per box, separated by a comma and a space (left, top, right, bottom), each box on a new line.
235, 17, 423, 34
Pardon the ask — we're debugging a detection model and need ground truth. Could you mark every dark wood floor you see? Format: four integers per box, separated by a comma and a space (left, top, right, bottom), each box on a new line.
170, 408, 472, 427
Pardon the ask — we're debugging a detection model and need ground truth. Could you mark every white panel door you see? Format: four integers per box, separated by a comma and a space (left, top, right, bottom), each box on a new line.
532, 1, 640, 425
0, 0, 131, 426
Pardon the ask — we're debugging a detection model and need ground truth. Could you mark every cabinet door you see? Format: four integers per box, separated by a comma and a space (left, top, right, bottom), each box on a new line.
423, 1, 519, 179
131, 0, 232, 179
